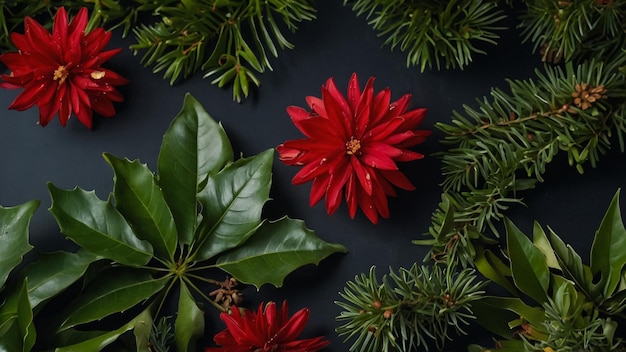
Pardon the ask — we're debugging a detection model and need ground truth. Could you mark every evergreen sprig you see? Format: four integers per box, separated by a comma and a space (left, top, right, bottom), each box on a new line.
130, 0, 315, 102
343, 0, 506, 71
335, 264, 486, 352
519, 0, 626, 64
415, 59, 626, 267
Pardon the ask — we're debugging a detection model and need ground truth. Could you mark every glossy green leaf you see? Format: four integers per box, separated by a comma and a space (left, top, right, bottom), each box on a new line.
532, 222, 560, 270
506, 218, 549, 304
158, 93, 234, 244
104, 154, 178, 261
133, 305, 153, 352
48, 184, 154, 267
21, 250, 99, 309
474, 248, 518, 295
590, 189, 626, 297
216, 217, 348, 289
174, 283, 204, 352
194, 149, 273, 261
55, 306, 153, 351
472, 296, 545, 339
59, 269, 168, 332
549, 227, 595, 298
0, 279, 35, 352
0, 200, 39, 288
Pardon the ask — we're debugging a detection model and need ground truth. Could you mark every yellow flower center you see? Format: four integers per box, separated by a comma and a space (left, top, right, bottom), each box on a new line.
53, 65, 69, 85
346, 137, 361, 155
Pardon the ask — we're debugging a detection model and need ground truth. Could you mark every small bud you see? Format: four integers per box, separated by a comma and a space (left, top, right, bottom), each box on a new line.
373, 301, 382, 309
383, 309, 393, 319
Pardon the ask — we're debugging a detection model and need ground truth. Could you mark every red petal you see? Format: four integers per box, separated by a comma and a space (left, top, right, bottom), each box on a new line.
291, 157, 331, 185
53, 7, 69, 51
359, 147, 399, 170
350, 156, 373, 195
276, 307, 309, 342
346, 73, 360, 113
8, 81, 49, 110
380, 169, 415, 190
305, 96, 328, 118
357, 190, 378, 224
354, 77, 374, 137
399, 107, 428, 129
367, 117, 405, 141
58, 84, 72, 126
386, 93, 410, 120
325, 159, 351, 215
370, 88, 391, 126
309, 174, 330, 207
345, 175, 358, 219
321, 86, 351, 138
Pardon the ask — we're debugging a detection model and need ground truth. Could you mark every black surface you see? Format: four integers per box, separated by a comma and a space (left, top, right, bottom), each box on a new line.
1, 1, 625, 351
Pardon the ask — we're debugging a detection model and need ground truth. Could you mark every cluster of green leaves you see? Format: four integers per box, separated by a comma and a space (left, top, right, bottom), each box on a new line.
519, 0, 626, 64
130, 0, 315, 102
415, 58, 626, 267
0, 93, 346, 351
469, 190, 626, 351
335, 264, 485, 352
0, 0, 140, 52
343, 0, 506, 71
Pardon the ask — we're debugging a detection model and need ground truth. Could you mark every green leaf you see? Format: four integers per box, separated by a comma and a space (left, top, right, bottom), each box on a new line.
158, 93, 234, 244
48, 183, 154, 267
174, 283, 204, 352
58, 269, 168, 332
194, 149, 273, 261
216, 217, 348, 289
0, 200, 39, 288
472, 296, 545, 339
474, 248, 518, 295
55, 306, 153, 351
549, 227, 595, 298
21, 250, 99, 309
506, 218, 550, 304
104, 154, 178, 261
590, 189, 626, 297
532, 222, 560, 270
133, 305, 153, 352
0, 279, 35, 352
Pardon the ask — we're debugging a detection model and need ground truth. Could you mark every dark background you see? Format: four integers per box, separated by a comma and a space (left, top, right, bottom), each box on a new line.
1, 1, 625, 351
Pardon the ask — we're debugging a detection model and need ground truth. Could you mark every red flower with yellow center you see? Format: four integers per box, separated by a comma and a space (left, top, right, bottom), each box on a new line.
277, 73, 431, 224
0, 7, 128, 128
206, 301, 329, 352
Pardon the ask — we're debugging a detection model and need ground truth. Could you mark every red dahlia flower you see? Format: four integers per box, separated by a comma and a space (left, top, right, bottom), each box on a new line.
0, 7, 128, 128
206, 301, 329, 352
277, 73, 431, 224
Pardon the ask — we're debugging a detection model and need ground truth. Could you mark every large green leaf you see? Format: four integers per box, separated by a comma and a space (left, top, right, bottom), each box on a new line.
58, 269, 168, 332
532, 222, 560, 270
472, 296, 546, 339
48, 184, 154, 267
474, 248, 518, 295
104, 154, 178, 261
158, 93, 234, 244
0, 279, 35, 352
549, 227, 595, 299
216, 217, 348, 289
21, 250, 99, 309
590, 189, 626, 297
133, 305, 153, 352
55, 306, 153, 351
506, 218, 549, 304
174, 282, 204, 352
194, 149, 273, 261
0, 200, 39, 289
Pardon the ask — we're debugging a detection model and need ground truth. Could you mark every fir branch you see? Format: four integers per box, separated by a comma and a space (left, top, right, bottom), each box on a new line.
130, 0, 316, 102
419, 59, 626, 267
519, 0, 626, 64
149, 315, 175, 352
335, 264, 486, 352
343, 0, 507, 71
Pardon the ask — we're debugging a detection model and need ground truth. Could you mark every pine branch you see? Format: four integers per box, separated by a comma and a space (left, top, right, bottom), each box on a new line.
519, 0, 626, 64
343, 0, 507, 71
130, 0, 316, 102
418, 59, 626, 267
335, 264, 486, 352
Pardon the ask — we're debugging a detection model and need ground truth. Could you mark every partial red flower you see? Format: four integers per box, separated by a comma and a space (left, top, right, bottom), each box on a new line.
0, 7, 128, 128
276, 73, 431, 224
206, 301, 330, 352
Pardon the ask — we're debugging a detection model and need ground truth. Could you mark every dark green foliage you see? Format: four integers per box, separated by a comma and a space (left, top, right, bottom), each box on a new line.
131, 0, 316, 102
335, 264, 486, 352
343, 0, 506, 71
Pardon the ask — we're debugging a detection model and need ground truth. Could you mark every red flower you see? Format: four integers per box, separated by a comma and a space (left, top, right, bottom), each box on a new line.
0, 7, 128, 128
206, 301, 330, 352
277, 73, 431, 224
